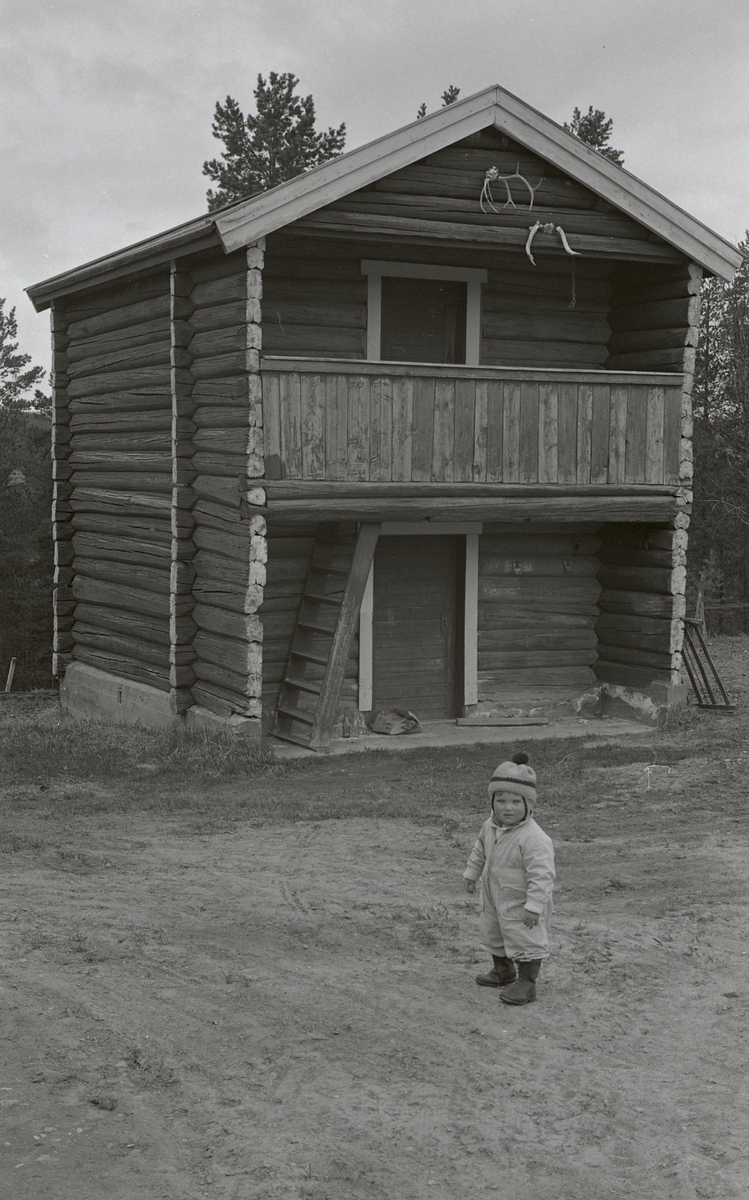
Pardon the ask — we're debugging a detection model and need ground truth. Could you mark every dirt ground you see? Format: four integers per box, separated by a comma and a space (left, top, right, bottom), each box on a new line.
2, 639, 749, 1199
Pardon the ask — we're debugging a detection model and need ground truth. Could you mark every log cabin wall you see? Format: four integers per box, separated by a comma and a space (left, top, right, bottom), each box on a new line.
477, 523, 602, 704
595, 523, 686, 692
64, 270, 174, 693
185, 244, 265, 722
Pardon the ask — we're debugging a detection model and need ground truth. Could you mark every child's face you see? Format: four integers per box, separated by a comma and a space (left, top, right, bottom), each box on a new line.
492, 791, 527, 826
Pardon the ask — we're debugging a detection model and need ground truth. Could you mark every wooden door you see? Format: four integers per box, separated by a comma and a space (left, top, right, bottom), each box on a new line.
372, 536, 462, 718
380, 277, 467, 364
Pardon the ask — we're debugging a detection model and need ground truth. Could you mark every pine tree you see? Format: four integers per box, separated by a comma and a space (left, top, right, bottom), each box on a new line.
563, 106, 624, 165
203, 72, 346, 211
690, 238, 749, 627
416, 86, 460, 120
0, 299, 52, 687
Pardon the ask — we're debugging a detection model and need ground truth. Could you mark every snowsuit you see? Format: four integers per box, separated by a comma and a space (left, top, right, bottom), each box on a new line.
464, 813, 555, 962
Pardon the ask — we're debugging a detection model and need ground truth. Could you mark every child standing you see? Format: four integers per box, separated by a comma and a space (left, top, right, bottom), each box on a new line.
463, 751, 555, 1005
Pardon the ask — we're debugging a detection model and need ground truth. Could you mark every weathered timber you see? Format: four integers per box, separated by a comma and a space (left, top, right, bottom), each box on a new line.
74, 557, 170, 594
66, 339, 172, 378
69, 410, 173, 433
598, 564, 674, 594
68, 390, 171, 414
193, 660, 260, 698
72, 646, 171, 692
594, 661, 670, 688
74, 625, 171, 668
65, 295, 172, 341
69, 488, 171, 515
70, 471, 173, 493
193, 407, 249, 429
72, 531, 173, 565
73, 603, 173, 645
598, 590, 675, 617
191, 274, 248, 308
192, 452, 247, 478
257, 497, 679, 523
193, 630, 261, 674
193, 604, 262, 642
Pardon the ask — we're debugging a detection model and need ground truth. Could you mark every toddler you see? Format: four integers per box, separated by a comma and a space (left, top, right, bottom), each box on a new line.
463, 751, 555, 1005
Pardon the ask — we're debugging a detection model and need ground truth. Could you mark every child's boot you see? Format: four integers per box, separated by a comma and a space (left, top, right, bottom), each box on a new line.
499, 959, 541, 1005
475, 955, 517, 987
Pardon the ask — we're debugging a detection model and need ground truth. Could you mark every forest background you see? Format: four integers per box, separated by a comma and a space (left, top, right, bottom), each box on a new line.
1, 78, 747, 690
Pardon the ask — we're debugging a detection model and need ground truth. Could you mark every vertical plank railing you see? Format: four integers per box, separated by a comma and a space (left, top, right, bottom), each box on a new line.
261, 364, 683, 488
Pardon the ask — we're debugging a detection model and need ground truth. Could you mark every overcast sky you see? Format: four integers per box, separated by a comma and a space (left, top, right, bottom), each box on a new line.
3, 0, 748, 376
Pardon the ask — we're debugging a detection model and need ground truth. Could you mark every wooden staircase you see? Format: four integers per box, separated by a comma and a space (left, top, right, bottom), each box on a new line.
274, 522, 381, 750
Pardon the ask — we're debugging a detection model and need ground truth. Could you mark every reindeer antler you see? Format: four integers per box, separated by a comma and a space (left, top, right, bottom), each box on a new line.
480, 164, 543, 213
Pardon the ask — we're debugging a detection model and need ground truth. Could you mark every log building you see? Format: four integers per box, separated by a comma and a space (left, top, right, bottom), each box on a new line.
27, 86, 741, 746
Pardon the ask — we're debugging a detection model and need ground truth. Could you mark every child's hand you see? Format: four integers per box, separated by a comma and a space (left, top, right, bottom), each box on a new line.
463, 879, 476, 894
522, 909, 539, 927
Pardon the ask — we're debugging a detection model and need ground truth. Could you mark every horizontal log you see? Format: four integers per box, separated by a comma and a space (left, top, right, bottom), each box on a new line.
68, 391, 170, 416
71, 431, 171, 453
261, 481, 678, 500
191, 374, 248, 401
189, 300, 246, 334
193, 525, 249, 558
478, 630, 598, 651
190, 274, 247, 308
67, 366, 173, 399
73, 602, 173, 645
193, 660, 259, 698
67, 317, 172, 362
480, 555, 599, 578
262, 325, 365, 357
190, 352, 247, 381
193, 475, 242, 508
193, 630, 261, 674
478, 649, 599, 669
190, 681, 246, 720
194, 407, 249, 429
190, 326, 246, 358
598, 590, 675, 617
481, 535, 601, 556
608, 297, 692, 333
70, 470, 172, 494
478, 666, 596, 687
193, 603, 262, 641
189, 252, 248, 285
70, 410, 172, 434
193, 499, 244, 528
66, 294, 171, 341
194, 550, 248, 588
594, 627, 672, 652
70, 452, 172, 472
377, 163, 596, 209
482, 313, 610, 344
607, 328, 691, 355
72, 531, 172, 565
72, 645, 171, 692
598, 544, 673, 569
598, 564, 673, 594
259, 497, 679, 523
295, 210, 683, 262
69, 487, 171, 516
594, 643, 672, 669
478, 609, 596, 630
192, 452, 246, 478
192, 583, 263, 614
482, 339, 608, 367
263, 301, 366, 331
605, 348, 685, 371
67, 339, 171, 379
74, 556, 170, 594
480, 576, 601, 599
595, 612, 674, 637
74, 624, 171, 668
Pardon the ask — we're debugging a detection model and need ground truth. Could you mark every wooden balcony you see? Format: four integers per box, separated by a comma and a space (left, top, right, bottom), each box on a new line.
261, 358, 683, 488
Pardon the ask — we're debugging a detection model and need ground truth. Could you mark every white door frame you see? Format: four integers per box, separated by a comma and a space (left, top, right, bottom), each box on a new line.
360, 260, 487, 366
358, 522, 482, 713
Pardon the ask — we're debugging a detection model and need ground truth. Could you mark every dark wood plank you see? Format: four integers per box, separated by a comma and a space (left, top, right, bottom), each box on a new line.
411, 376, 435, 482
590, 384, 611, 484
518, 381, 540, 483
625, 384, 648, 484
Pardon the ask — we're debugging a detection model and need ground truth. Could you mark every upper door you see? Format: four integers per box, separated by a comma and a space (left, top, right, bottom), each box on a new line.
380, 277, 467, 365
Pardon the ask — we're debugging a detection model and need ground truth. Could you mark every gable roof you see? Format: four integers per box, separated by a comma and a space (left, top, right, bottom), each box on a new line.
27, 84, 742, 311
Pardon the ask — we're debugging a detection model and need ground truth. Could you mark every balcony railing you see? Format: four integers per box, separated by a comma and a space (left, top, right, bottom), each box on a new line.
261, 358, 683, 487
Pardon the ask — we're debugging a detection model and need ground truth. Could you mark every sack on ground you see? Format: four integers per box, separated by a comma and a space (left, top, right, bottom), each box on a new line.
371, 708, 422, 735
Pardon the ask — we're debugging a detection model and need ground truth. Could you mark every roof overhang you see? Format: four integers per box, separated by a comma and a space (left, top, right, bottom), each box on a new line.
27, 84, 742, 312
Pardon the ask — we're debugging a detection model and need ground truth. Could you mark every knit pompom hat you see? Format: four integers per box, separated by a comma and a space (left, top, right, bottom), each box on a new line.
487, 751, 537, 810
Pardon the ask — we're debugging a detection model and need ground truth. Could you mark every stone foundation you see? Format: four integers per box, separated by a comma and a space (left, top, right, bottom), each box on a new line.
60, 663, 262, 742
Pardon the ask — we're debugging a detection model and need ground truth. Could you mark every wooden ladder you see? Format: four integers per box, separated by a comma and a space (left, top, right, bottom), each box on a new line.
274, 522, 381, 750
682, 618, 735, 710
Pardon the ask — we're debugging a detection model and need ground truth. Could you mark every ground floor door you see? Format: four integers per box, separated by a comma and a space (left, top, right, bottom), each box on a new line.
372, 535, 462, 719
